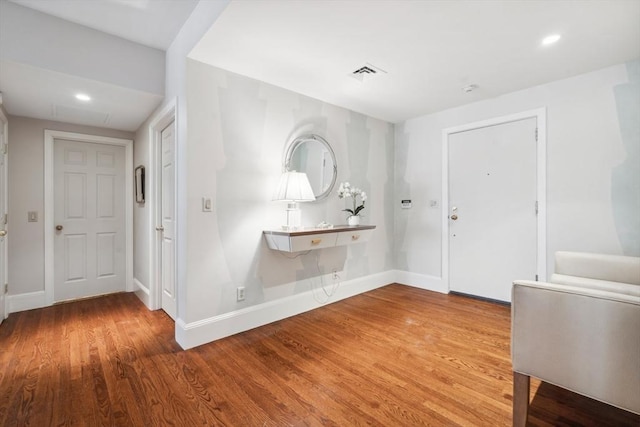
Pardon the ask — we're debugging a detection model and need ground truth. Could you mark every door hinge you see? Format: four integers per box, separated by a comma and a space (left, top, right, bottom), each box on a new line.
535, 201, 538, 215
2, 214, 6, 225
535, 275, 539, 281
535, 128, 538, 142
2, 144, 7, 155
4, 283, 7, 294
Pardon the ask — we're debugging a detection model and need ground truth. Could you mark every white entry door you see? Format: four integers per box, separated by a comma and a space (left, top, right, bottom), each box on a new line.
159, 121, 176, 319
0, 123, 7, 323
54, 139, 126, 302
448, 117, 538, 302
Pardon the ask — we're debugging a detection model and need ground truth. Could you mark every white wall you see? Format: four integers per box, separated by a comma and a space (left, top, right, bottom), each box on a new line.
0, 0, 165, 95
395, 60, 640, 283
133, 117, 152, 292
164, 0, 230, 323
7, 116, 133, 301
133, 0, 230, 314
177, 59, 395, 347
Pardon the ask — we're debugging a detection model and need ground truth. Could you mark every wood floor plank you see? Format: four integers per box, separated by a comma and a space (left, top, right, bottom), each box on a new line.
1, 284, 638, 426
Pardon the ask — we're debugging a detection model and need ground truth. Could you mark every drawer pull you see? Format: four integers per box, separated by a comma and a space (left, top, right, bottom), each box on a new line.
351, 234, 360, 241
311, 238, 322, 245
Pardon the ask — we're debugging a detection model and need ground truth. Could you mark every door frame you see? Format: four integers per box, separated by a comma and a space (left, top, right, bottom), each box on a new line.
441, 108, 547, 292
44, 130, 134, 305
147, 99, 177, 311
0, 106, 8, 320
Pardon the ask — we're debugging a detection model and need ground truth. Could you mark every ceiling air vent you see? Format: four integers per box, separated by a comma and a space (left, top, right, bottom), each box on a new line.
53, 104, 111, 126
353, 66, 377, 75
350, 63, 387, 82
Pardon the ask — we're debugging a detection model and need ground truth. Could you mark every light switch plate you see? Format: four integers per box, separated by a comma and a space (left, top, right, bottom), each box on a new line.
28, 211, 38, 222
202, 197, 212, 212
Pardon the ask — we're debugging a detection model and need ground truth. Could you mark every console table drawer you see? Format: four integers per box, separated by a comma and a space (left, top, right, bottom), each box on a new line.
265, 232, 338, 252
290, 233, 337, 252
335, 229, 373, 246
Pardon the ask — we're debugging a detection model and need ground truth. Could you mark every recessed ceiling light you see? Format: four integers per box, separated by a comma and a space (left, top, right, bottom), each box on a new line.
541, 34, 561, 46
75, 93, 91, 101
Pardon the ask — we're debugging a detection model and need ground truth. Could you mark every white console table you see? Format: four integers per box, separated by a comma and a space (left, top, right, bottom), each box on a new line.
263, 225, 376, 253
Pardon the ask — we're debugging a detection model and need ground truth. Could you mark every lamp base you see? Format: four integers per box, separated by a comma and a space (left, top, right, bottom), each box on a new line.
283, 202, 301, 230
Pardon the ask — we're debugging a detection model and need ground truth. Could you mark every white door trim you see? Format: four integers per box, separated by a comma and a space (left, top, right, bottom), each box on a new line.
441, 108, 547, 293
148, 99, 177, 311
44, 130, 134, 305
0, 106, 8, 320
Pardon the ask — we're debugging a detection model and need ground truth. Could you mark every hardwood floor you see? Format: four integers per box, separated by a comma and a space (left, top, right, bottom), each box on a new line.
0, 284, 637, 426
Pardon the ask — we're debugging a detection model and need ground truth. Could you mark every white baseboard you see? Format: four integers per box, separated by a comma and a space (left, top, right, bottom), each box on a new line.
176, 270, 395, 350
8, 291, 47, 313
394, 270, 448, 294
133, 278, 153, 310
8, 284, 146, 314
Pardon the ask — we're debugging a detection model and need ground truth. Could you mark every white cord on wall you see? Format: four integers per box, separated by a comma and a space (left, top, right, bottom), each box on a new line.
310, 251, 341, 304
265, 234, 341, 303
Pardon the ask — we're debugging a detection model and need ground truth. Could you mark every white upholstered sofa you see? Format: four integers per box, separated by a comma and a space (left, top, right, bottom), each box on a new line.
511, 251, 640, 426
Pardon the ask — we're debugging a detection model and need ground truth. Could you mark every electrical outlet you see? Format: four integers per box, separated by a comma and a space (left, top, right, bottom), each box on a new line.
237, 287, 246, 301
332, 270, 339, 280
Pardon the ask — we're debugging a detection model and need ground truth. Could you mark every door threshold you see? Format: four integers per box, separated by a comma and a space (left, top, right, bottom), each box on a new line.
449, 291, 511, 306
54, 291, 128, 305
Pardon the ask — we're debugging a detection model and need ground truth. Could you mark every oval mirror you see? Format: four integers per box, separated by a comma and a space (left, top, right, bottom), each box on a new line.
284, 134, 337, 201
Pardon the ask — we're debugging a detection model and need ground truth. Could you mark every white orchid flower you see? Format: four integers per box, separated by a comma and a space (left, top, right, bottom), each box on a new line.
337, 181, 368, 220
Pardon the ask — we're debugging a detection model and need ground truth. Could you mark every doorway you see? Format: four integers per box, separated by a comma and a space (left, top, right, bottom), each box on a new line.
44, 131, 133, 305
442, 109, 547, 302
158, 120, 176, 319
148, 100, 177, 320
53, 139, 126, 301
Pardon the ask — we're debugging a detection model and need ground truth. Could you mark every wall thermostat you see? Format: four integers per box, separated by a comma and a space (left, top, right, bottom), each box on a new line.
401, 199, 412, 209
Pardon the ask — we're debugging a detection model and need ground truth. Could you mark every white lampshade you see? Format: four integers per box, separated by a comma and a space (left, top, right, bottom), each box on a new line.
273, 171, 316, 202
273, 171, 315, 230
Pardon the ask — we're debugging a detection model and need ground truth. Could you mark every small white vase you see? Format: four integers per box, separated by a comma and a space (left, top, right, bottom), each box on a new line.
347, 215, 360, 226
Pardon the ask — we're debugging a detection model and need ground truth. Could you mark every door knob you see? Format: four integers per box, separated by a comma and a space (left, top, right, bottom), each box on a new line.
0, 230, 6, 237
450, 214, 458, 221
155, 226, 164, 231
55, 225, 63, 231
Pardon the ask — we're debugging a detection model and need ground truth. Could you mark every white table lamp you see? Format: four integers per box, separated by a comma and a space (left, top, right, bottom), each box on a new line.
273, 171, 315, 230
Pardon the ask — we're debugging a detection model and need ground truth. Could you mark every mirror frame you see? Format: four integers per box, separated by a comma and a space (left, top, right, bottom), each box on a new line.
284, 134, 337, 201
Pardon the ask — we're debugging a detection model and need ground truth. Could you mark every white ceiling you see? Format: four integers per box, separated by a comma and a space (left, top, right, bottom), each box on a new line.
191, 0, 640, 123
1, 0, 199, 131
0, 60, 163, 131
8, 0, 199, 50
2, 0, 639, 131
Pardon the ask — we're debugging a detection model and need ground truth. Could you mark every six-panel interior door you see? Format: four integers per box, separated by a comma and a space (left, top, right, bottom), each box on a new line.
53, 139, 126, 302
160, 121, 176, 319
448, 118, 537, 302
0, 129, 7, 323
